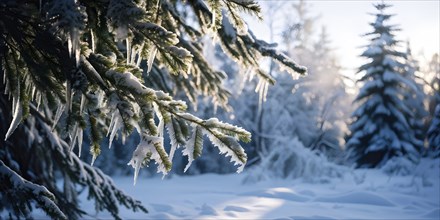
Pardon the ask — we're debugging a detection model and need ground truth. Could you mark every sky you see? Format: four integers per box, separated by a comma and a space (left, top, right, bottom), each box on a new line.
248, 0, 440, 77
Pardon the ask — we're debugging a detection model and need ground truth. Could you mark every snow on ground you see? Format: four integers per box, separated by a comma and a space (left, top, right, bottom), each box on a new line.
74, 158, 440, 219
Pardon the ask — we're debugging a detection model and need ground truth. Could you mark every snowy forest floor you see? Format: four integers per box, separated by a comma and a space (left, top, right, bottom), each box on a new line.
38, 158, 439, 219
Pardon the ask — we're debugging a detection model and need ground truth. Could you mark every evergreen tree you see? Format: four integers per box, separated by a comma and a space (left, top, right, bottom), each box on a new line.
345, 3, 423, 168
427, 54, 440, 157
0, 0, 305, 218
402, 42, 427, 152
427, 54, 440, 121
269, 1, 349, 159
427, 104, 440, 157
232, 0, 351, 173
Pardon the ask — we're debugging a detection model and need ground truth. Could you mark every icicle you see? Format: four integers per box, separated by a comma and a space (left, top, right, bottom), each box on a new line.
69, 125, 78, 152
67, 35, 73, 58
39, 0, 42, 13
129, 47, 135, 65
65, 81, 72, 113
31, 87, 36, 101
11, 93, 17, 115
263, 80, 269, 102
74, 39, 80, 67
108, 120, 118, 149
77, 128, 83, 157
147, 46, 157, 73
5, 80, 22, 140
126, 38, 131, 65
136, 54, 142, 67
36, 92, 42, 109
52, 104, 65, 130
136, 45, 143, 67
107, 111, 120, 149
130, 46, 138, 65
90, 31, 95, 53
5, 96, 22, 141
71, 27, 80, 67
255, 78, 269, 115
246, 68, 256, 82
130, 155, 141, 186
67, 26, 80, 67
210, 7, 216, 31
91, 154, 97, 166
2, 73, 7, 95
3, 82, 8, 95
107, 111, 116, 137
255, 78, 262, 93
80, 94, 86, 113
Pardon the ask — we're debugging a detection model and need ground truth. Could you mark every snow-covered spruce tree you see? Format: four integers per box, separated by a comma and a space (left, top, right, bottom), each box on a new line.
427, 105, 440, 157
241, 1, 351, 182
258, 0, 350, 161
345, 3, 423, 168
427, 54, 440, 115
0, 0, 306, 219
427, 54, 440, 157
402, 42, 428, 152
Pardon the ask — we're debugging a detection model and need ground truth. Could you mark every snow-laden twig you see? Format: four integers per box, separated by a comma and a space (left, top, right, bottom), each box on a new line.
183, 125, 203, 172
127, 134, 165, 185
166, 121, 179, 163
0, 160, 67, 220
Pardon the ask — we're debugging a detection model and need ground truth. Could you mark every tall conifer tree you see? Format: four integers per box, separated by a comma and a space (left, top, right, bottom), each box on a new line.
427, 54, 440, 157
402, 42, 427, 152
345, 3, 422, 168
427, 105, 440, 157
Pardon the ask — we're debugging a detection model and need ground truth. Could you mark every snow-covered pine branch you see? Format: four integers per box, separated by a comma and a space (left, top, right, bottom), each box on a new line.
226, 0, 262, 20
128, 134, 169, 183
204, 129, 248, 173
38, 117, 149, 219
0, 160, 67, 220
1, 0, 305, 218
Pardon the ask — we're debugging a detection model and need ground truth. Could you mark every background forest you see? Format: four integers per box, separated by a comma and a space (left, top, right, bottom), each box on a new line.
90, 0, 439, 176
0, 0, 439, 219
